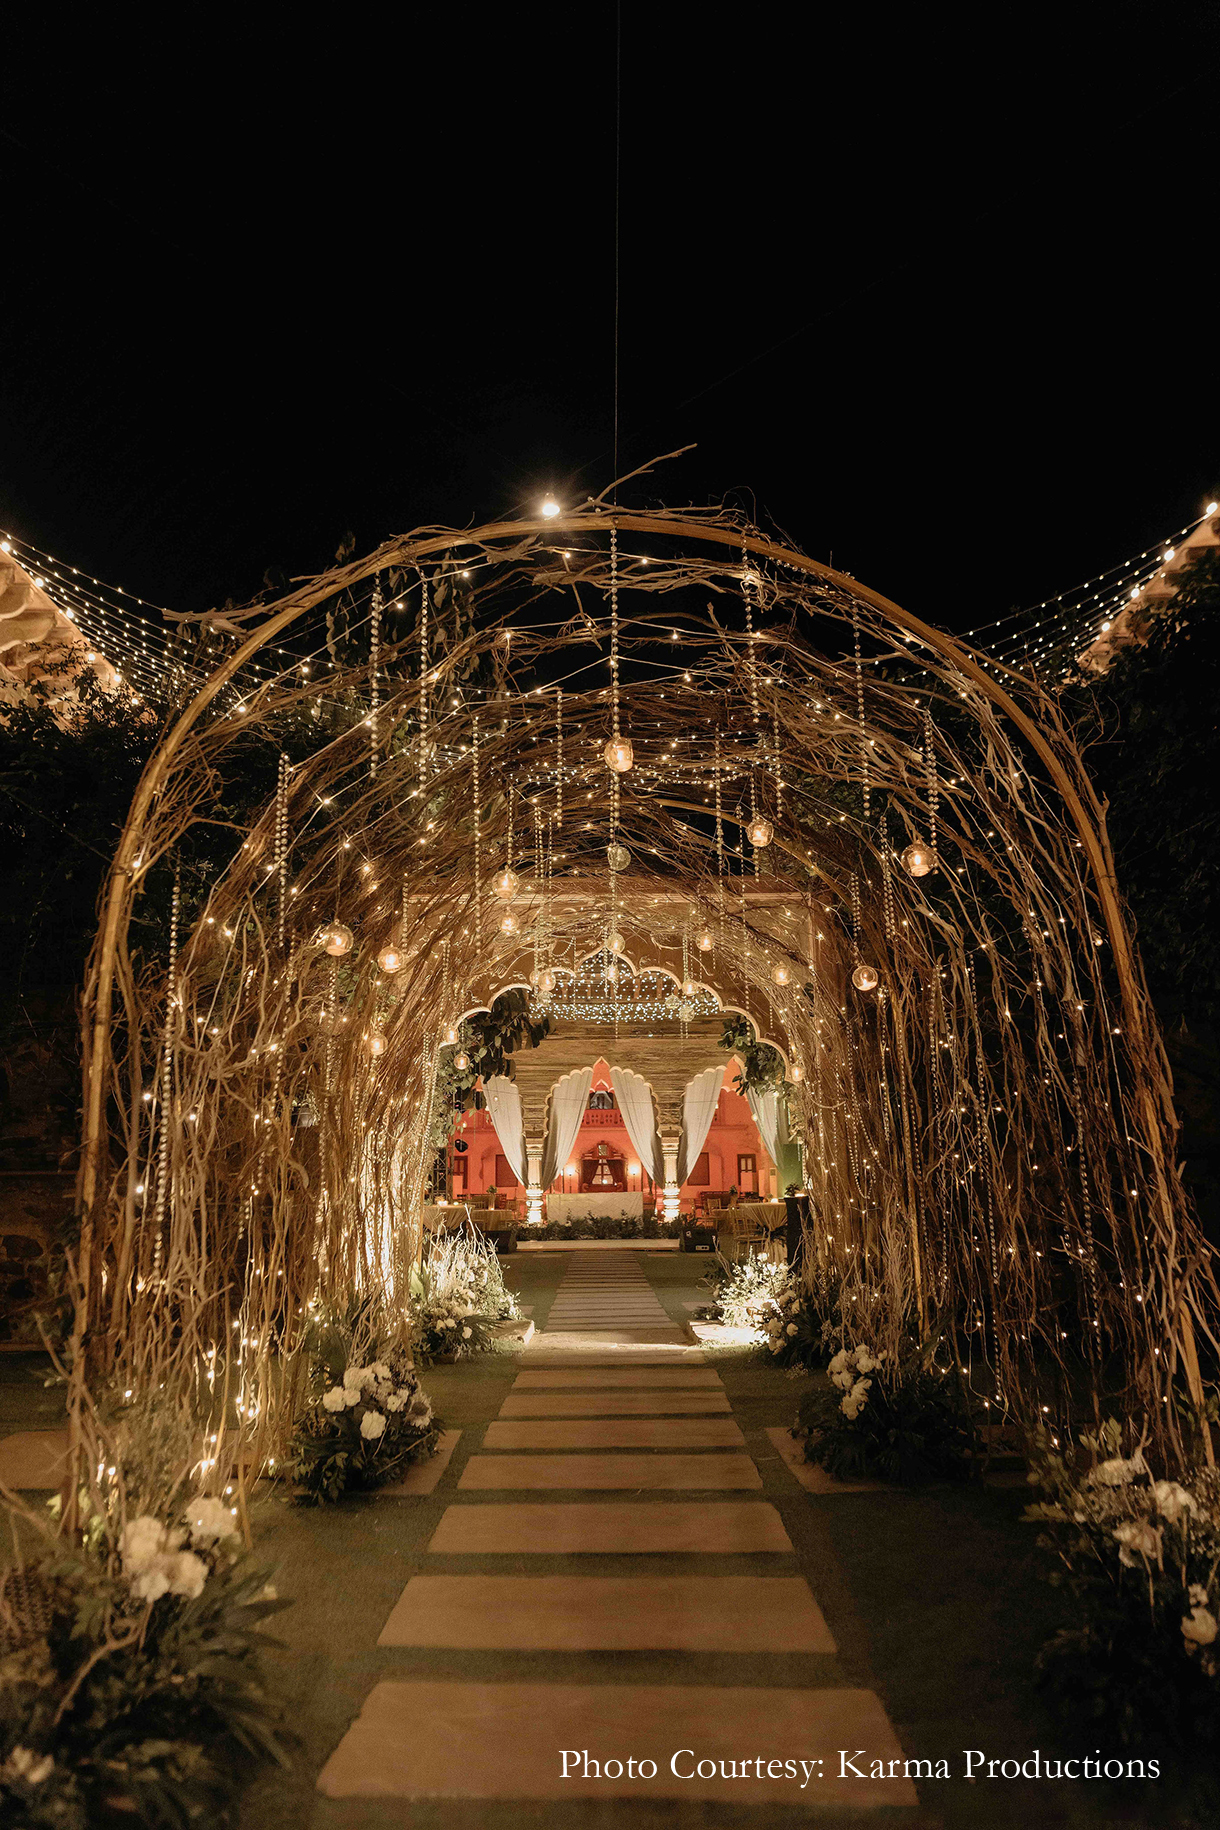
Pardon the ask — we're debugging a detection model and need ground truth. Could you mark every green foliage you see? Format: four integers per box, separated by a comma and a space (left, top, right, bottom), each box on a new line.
0, 1516, 291, 1827
1066, 550, 1220, 1023
793, 1343, 976, 1483
528, 1214, 682, 1241
718, 1014, 785, 1096
1023, 1419, 1220, 1755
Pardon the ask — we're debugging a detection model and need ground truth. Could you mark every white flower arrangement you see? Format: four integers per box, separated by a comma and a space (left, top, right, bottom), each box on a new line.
118, 1495, 241, 1605
827, 1344, 884, 1416
289, 1338, 438, 1503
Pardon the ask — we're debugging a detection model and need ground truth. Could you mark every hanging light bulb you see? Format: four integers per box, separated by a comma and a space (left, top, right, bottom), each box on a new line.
454, 1051, 471, 1071
606, 930, 625, 954
493, 866, 519, 901
607, 842, 631, 872
537, 968, 556, 993
772, 962, 791, 986
321, 921, 354, 957
681, 978, 697, 997
444, 1024, 460, 1045
851, 963, 879, 992
365, 1029, 387, 1058
500, 910, 519, 935
604, 735, 634, 774
528, 965, 541, 986
900, 840, 935, 878
695, 927, 714, 952
790, 1064, 803, 1083
376, 943, 404, 975
747, 815, 774, 848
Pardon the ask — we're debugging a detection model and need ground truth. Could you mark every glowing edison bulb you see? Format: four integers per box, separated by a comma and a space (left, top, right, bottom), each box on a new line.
772, 962, 791, 986
695, 927, 714, 952
500, 910, 520, 935
790, 1064, 803, 1083
900, 840, 935, 878
537, 968, 556, 993
747, 815, 774, 848
604, 735, 634, 774
607, 842, 631, 872
540, 496, 561, 519
321, 921, 353, 957
444, 1024, 460, 1045
493, 866, 519, 901
376, 943, 404, 975
851, 963, 879, 993
366, 1030, 387, 1058
682, 978, 697, 997
454, 1051, 471, 1071
606, 931, 625, 954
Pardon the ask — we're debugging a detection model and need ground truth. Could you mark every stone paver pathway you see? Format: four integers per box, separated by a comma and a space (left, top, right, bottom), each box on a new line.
316, 1249, 919, 1811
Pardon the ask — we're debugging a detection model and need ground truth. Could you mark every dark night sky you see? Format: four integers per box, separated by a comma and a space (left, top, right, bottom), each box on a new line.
2, 7, 1217, 630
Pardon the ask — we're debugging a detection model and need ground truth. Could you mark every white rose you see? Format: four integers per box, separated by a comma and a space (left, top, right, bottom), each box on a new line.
121, 1516, 167, 1575
371, 1362, 391, 1381
1089, 1453, 1148, 1488
462, 1326, 472, 1338
185, 1496, 236, 1545
167, 1550, 208, 1599
828, 1349, 850, 1375
343, 1388, 361, 1407
786, 1323, 798, 1337
322, 1385, 347, 1412
1152, 1481, 1197, 1522
131, 1562, 172, 1603
1182, 1606, 1218, 1647
6, 1748, 55, 1787
1189, 1583, 1210, 1607
854, 1347, 876, 1373
360, 1410, 386, 1440
1113, 1519, 1162, 1566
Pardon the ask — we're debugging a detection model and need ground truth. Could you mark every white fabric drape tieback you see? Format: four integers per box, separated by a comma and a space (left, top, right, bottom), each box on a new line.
483, 1075, 527, 1187
678, 1064, 726, 1184
610, 1066, 664, 1185
540, 1066, 594, 1187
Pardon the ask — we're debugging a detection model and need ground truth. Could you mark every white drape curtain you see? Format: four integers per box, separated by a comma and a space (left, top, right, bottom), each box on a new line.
540, 1066, 594, 1187
483, 1075, 527, 1187
610, 1067, 664, 1185
746, 1087, 781, 1167
678, 1065, 725, 1184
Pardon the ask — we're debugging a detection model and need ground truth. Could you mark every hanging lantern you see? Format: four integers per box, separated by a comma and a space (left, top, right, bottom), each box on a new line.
493, 866, 519, 901
443, 1024, 460, 1045
607, 842, 631, 872
604, 736, 634, 774
663, 992, 680, 1015
695, 927, 714, 952
606, 930, 625, 954
321, 921, 354, 957
365, 1029, 387, 1058
772, 962, 791, 986
528, 966, 541, 986
677, 999, 695, 1020
851, 963, 879, 993
901, 840, 935, 878
454, 1051, 471, 1072
790, 1064, 803, 1083
500, 910, 520, 935
537, 968, 556, 993
376, 943, 404, 975
681, 978, 697, 997
747, 815, 774, 848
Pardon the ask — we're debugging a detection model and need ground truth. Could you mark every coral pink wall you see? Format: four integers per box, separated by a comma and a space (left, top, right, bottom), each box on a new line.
448, 1058, 772, 1207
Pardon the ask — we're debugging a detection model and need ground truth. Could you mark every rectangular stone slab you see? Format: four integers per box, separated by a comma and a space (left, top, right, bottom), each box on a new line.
515, 1368, 722, 1388
483, 1418, 745, 1450
316, 1679, 919, 1803
459, 1452, 762, 1490
378, 1574, 834, 1653
427, 1500, 794, 1554
498, 1391, 731, 1416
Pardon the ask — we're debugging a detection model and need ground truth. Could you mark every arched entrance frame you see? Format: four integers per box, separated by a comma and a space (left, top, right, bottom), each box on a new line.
71, 501, 1217, 1501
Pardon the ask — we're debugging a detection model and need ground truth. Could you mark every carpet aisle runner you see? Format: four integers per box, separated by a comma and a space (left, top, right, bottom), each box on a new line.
316, 1250, 919, 1809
